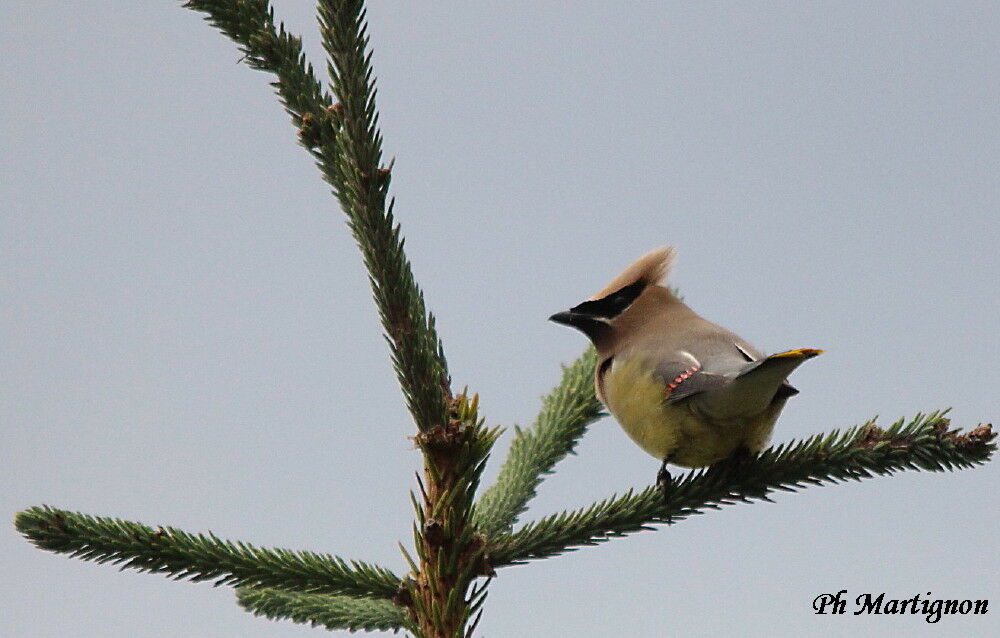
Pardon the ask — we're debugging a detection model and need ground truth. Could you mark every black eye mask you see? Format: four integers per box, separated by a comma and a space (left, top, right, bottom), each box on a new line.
569, 280, 646, 319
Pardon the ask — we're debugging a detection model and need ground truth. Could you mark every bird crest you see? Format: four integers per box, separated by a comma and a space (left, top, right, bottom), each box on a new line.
591, 245, 674, 299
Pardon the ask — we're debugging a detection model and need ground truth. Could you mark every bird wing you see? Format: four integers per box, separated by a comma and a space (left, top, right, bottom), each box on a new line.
650, 341, 805, 405
651, 361, 729, 403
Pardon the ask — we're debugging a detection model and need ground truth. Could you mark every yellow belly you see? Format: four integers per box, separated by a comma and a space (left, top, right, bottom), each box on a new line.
601, 355, 778, 467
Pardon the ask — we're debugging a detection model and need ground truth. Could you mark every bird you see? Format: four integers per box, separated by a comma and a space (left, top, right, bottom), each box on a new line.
549, 246, 821, 492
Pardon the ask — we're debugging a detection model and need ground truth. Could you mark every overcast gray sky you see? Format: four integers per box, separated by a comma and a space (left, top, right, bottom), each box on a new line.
4, 2, 998, 637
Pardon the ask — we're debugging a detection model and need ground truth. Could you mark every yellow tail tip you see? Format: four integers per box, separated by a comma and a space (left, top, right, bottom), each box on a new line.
770, 347, 824, 359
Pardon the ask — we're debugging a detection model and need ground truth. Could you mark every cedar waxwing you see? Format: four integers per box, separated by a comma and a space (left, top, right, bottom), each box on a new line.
550, 246, 821, 488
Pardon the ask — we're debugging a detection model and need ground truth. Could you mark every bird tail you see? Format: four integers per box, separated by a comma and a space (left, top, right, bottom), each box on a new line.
765, 348, 825, 361
695, 348, 822, 420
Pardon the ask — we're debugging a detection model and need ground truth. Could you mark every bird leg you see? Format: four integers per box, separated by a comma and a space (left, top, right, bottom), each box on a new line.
656, 455, 675, 523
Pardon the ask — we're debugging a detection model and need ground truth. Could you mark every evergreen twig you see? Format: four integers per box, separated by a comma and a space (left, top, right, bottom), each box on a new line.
14, 506, 401, 599
182, 0, 333, 124
488, 412, 994, 566
474, 348, 604, 535
184, 0, 451, 432
236, 586, 409, 633
315, 0, 452, 432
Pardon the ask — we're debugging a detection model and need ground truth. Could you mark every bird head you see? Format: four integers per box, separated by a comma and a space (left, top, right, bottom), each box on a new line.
550, 246, 676, 348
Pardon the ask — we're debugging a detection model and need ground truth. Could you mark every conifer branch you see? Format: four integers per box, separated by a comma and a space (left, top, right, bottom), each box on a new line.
183, 0, 451, 432
14, 506, 401, 599
236, 586, 409, 633
315, 0, 451, 432
488, 413, 995, 567
474, 348, 604, 535
182, 0, 333, 124
408, 392, 502, 638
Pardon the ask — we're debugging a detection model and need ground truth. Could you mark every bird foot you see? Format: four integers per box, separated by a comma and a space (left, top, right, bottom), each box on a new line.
728, 446, 752, 474
656, 457, 674, 523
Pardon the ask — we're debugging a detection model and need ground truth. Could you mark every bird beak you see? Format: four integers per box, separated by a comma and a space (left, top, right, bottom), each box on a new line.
548, 309, 609, 340
548, 311, 579, 326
